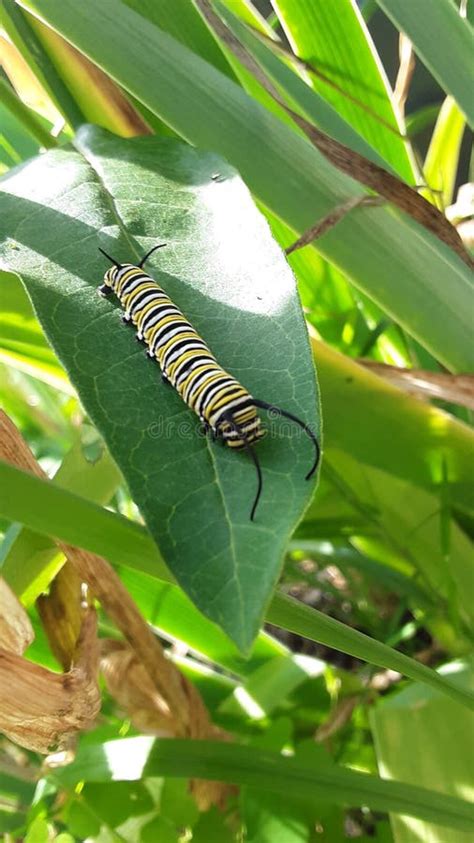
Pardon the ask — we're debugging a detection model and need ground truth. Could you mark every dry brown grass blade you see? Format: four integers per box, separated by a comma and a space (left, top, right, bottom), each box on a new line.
0, 578, 34, 655
394, 34, 416, 117
358, 362, 474, 410
0, 608, 100, 753
287, 119, 474, 264
315, 695, 359, 744
285, 196, 384, 254
196, 0, 473, 269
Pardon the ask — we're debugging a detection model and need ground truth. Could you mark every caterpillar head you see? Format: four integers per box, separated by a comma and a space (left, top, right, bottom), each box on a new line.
98, 244, 166, 295
104, 264, 119, 288
98, 247, 122, 296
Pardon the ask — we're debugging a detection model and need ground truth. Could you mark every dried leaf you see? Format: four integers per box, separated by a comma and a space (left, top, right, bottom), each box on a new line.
0, 609, 100, 753
0, 577, 34, 655
101, 639, 179, 736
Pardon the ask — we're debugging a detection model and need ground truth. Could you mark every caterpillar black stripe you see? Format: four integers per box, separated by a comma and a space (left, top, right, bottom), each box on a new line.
98, 244, 320, 521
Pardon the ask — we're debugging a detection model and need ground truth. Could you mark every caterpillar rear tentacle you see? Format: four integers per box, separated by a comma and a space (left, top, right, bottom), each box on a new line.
221, 412, 263, 522
98, 245, 321, 520
252, 399, 320, 480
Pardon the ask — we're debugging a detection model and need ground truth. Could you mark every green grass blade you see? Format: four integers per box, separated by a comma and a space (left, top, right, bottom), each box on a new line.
122, 0, 236, 78
16, 0, 474, 371
0, 461, 167, 577
271, 0, 415, 180
118, 566, 289, 676
0, 438, 121, 603
423, 96, 466, 209
320, 457, 474, 642
266, 591, 474, 710
0, 102, 40, 167
117, 0, 239, 134
0, 77, 57, 148
0, 271, 69, 387
52, 738, 474, 831
406, 102, 441, 138
27, 17, 151, 138
216, 3, 400, 173
376, 0, 474, 128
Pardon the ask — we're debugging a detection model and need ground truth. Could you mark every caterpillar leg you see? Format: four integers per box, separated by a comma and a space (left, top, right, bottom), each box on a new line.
199, 420, 221, 442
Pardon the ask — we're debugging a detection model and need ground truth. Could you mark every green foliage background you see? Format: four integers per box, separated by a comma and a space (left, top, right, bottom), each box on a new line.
0, 1, 473, 841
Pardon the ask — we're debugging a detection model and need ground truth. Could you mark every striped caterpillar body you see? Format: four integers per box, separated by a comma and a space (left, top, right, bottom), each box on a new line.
99, 244, 320, 520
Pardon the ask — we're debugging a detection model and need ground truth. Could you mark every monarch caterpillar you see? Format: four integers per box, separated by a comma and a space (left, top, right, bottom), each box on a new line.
98, 244, 320, 520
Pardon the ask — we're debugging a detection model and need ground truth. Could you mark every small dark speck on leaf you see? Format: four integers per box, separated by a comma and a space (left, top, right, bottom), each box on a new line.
346, 377, 354, 383
211, 173, 225, 182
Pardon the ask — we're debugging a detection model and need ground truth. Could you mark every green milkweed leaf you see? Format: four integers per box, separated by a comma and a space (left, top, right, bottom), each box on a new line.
0, 125, 320, 652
